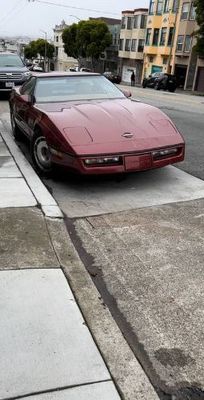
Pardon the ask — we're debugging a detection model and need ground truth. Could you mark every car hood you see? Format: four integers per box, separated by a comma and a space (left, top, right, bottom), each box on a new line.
37, 99, 183, 155
0, 66, 28, 73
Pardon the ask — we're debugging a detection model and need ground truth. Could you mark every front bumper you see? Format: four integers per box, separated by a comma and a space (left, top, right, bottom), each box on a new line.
0, 78, 29, 91
50, 145, 185, 175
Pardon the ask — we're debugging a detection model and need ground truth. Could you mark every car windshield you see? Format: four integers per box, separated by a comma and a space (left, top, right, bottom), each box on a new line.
0, 54, 24, 67
35, 75, 125, 103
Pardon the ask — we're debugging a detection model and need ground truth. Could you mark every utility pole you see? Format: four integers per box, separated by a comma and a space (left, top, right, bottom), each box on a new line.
40, 30, 47, 71
167, 1, 180, 74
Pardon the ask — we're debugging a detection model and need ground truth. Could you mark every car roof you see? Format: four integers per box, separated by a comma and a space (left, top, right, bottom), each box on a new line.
32, 71, 100, 78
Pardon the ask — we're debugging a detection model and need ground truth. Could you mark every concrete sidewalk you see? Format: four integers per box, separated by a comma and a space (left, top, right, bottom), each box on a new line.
0, 125, 160, 400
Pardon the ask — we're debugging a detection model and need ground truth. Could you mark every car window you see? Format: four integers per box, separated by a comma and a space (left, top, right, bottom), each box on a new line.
0, 53, 24, 67
20, 77, 36, 95
34, 75, 125, 103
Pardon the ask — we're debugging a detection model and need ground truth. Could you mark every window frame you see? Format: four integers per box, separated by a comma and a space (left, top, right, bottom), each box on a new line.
146, 28, 152, 45
176, 35, 184, 51
160, 27, 167, 46
181, 2, 190, 20
152, 28, 160, 46
184, 35, 192, 52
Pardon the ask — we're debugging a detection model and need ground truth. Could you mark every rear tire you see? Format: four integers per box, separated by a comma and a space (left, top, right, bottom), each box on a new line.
154, 82, 160, 90
31, 130, 53, 176
10, 111, 24, 141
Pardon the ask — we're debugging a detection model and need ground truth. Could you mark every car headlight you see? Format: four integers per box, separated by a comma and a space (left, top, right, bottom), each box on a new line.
152, 148, 179, 160
84, 156, 120, 166
23, 72, 32, 78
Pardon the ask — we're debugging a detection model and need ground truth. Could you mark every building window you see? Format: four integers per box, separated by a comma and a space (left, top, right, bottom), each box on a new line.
119, 39, 124, 51
138, 39, 145, 52
149, 0, 155, 14
189, 2, 196, 20
134, 15, 139, 28
157, 0, 164, 15
146, 28, 152, 45
160, 27, 167, 46
56, 36, 59, 42
181, 3, 190, 20
55, 47, 58, 57
152, 28, 160, 45
140, 15, 147, 28
176, 35, 184, 51
184, 35, 192, 52
121, 16, 126, 29
127, 17, 132, 29
149, 56, 154, 62
163, 57, 168, 64
168, 27, 174, 46
164, 0, 170, 13
172, 0, 179, 12
131, 39, 137, 51
125, 39, 131, 51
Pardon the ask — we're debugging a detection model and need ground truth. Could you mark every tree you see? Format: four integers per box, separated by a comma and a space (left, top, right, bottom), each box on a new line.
24, 39, 54, 60
194, 0, 204, 56
62, 20, 112, 69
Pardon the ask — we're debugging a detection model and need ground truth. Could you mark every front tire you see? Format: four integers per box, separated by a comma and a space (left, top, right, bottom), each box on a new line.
31, 130, 53, 176
10, 111, 23, 141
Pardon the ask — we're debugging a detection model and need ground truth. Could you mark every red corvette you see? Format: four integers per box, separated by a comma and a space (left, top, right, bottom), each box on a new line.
9, 72, 185, 175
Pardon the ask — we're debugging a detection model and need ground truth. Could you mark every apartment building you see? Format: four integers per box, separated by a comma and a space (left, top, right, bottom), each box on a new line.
143, 0, 181, 79
53, 20, 78, 71
174, 0, 204, 91
118, 9, 148, 84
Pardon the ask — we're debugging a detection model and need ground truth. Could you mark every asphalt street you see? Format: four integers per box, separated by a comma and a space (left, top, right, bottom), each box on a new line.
0, 88, 204, 400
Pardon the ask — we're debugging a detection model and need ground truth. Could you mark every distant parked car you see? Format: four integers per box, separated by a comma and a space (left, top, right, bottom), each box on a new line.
0, 52, 31, 92
103, 71, 121, 84
142, 72, 177, 92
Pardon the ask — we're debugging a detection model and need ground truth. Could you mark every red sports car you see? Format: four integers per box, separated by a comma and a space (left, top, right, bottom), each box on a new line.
9, 72, 185, 175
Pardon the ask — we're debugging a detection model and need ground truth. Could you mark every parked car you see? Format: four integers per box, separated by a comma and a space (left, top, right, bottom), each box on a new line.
0, 52, 31, 92
142, 72, 177, 92
9, 71, 185, 176
103, 71, 121, 84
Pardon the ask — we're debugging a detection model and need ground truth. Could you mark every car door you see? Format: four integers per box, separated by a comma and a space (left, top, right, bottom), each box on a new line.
14, 77, 36, 135
21, 78, 41, 138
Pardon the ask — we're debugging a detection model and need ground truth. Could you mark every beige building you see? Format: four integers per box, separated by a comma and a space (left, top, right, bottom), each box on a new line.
118, 9, 148, 84
53, 20, 78, 71
143, 0, 181, 79
173, 0, 204, 91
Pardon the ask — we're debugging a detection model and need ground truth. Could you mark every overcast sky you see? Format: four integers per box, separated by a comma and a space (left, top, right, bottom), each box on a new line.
0, 0, 149, 38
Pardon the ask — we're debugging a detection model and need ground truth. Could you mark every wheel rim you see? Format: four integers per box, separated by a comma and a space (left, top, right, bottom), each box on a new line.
34, 136, 51, 170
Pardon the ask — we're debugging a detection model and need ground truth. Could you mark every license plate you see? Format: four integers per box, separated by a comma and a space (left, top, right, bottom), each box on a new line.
125, 155, 152, 171
5, 82, 14, 88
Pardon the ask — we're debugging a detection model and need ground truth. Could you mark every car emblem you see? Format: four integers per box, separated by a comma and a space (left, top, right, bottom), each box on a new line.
6, 73, 13, 76
122, 132, 134, 138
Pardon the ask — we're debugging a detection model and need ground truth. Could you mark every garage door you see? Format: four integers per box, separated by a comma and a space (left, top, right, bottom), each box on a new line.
195, 67, 204, 92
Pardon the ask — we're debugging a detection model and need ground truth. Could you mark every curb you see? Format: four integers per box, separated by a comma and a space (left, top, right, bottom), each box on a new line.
0, 119, 63, 219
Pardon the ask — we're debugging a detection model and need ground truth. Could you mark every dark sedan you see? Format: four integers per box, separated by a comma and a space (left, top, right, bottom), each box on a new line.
103, 71, 121, 84
142, 72, 177, 92
9, 72, 184, 176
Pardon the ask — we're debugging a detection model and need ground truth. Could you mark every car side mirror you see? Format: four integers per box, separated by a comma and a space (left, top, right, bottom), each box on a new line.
122, 89, 132, 98
21, 94, 35, 104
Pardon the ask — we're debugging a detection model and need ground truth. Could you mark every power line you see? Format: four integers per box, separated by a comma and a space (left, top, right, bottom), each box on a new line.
28, 0, 120, 16
0, 0, 24, 25
0, 0, 27, 27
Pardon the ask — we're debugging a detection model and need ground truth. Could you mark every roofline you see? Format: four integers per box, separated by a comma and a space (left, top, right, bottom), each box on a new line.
122, 8, 148, 14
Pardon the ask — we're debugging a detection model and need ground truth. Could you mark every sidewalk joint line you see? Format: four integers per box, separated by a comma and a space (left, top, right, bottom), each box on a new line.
1, 379, 112, 400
